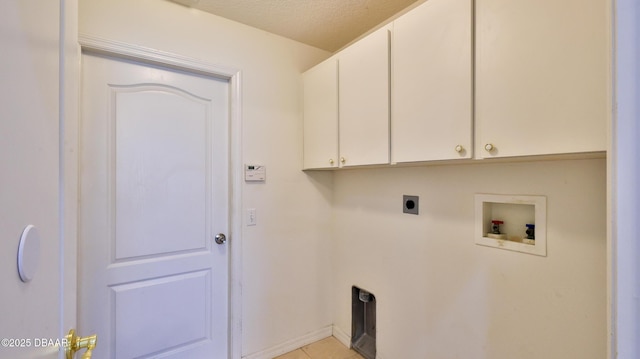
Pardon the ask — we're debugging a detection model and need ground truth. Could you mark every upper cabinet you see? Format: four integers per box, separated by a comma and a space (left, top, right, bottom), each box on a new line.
392, 0, 473, 163
338, 25, 391, 167
475, 0, 609, 158
303, 57, 338, 169
302, 0, 609, 169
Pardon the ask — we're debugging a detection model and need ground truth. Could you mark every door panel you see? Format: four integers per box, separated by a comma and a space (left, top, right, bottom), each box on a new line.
80, 53, 229, 359
114, 86, 210, 260
302, 57, 339, 169
392, 0, 473, 162
338, 25, 391, 167
112, 271, 210, 358
475, 0, 608, 157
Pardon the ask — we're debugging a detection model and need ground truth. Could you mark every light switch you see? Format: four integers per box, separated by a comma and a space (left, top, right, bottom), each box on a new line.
247, 208, 257, 226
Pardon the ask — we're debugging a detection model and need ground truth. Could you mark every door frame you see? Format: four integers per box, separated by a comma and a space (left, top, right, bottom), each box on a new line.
76, 34, 244, 359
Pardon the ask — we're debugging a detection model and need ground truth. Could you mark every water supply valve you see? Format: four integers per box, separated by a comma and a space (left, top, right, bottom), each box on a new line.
491, 220, 503, 234
487, 220, 507, 240
525, 224, 535, 239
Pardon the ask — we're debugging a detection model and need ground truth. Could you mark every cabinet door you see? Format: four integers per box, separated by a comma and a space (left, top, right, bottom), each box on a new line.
339, 25, 391, 167
476, 0, 608, 158
303, 58, 339, 169
392, 0, 473, 163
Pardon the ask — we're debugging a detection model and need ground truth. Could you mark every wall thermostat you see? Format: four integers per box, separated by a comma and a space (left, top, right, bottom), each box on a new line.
245, 165, 266, 182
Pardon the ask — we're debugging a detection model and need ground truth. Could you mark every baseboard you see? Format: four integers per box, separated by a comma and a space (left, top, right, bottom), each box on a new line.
242, 326, 332, 359
332, 325, 351, 348
332, 324, 385, 359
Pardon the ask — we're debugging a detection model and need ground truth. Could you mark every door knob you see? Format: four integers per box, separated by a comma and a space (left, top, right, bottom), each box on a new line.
214, 233, 227, 245
65, 329, 97, 359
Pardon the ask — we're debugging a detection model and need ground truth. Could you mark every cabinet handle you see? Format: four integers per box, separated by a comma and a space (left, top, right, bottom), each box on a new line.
329, 159, 334, 165
340, 157, 346, 164
484, 143, 494, 152
455, 145, 464, 153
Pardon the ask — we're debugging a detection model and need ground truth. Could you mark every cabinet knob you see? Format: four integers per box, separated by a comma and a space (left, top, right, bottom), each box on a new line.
329, 159, 334, 165
455, 145, 464, 153
340, 157, 346, 164
484, 143, 494, 152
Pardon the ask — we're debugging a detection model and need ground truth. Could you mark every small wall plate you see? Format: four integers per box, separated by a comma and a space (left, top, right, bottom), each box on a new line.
403, 195, 419, 215
244, 164, 266, 182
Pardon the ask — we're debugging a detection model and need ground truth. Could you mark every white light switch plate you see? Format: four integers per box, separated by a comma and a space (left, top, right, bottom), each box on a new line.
247, 208, 257, 226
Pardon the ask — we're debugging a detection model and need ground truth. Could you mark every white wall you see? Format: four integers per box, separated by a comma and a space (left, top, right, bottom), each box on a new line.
79, 1, 333, 356
332, 158, 607, 359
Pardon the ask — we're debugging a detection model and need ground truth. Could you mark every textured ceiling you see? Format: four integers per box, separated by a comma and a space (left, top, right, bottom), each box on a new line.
174, 0, 422, 52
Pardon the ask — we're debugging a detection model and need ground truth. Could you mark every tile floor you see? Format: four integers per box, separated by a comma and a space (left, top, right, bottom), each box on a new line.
274, 336, 364, 359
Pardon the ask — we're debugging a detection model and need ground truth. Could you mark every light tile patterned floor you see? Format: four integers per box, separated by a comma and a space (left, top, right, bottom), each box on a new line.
274, 336, 364, 359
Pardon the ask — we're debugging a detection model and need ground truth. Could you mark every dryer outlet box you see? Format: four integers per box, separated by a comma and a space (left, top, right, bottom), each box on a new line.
403, 195, 419, 215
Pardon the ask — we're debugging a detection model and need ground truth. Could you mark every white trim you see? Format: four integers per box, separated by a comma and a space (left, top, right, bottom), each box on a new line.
333, 325, 386, 359
612, 0, 640, 357
59, 2, 68, 358
607, 0, 616, 355
78, 34, 244, 359
79, 35, 239, 79
242, 326, 333, 359
229, 64, 244, 359
332, 324, 351, 348
62, 3, 80, 359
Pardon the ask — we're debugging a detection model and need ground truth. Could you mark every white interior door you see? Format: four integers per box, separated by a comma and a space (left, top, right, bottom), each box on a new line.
79, 52, 229, 359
